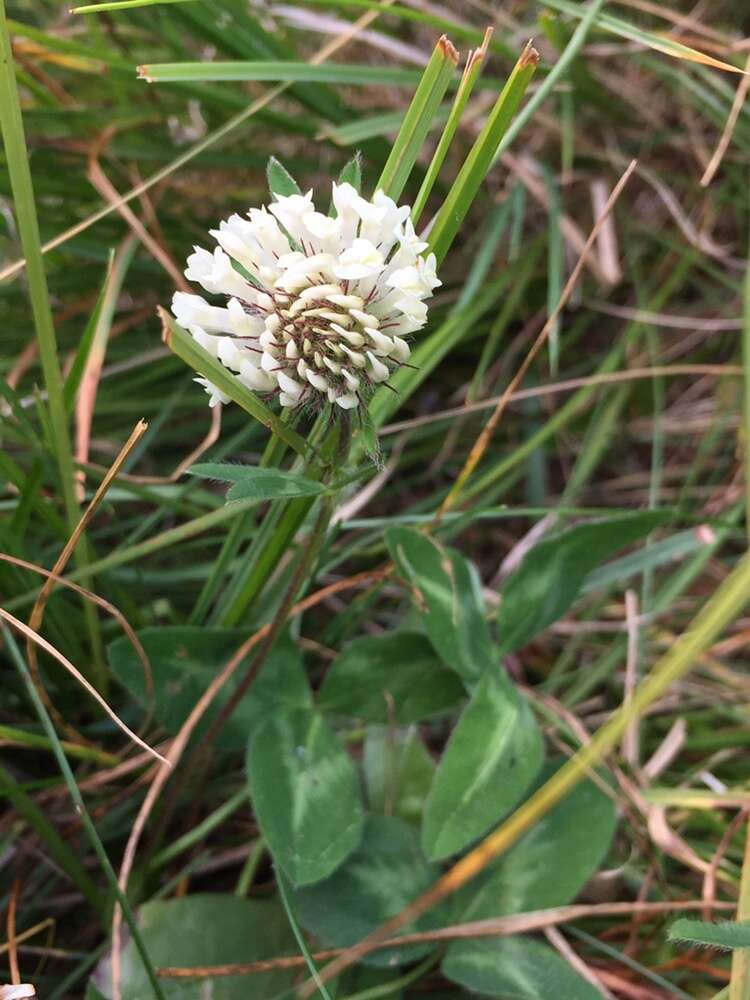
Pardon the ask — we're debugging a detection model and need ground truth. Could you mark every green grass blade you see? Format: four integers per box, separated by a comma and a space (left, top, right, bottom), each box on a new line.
412, 29, 490, 225
0, 0, 105, 687
376, 35, 458, 201
540, 0, 744, 74
427, 42, 539, 264
138, 61, 425, 86
0, 3, 79, 525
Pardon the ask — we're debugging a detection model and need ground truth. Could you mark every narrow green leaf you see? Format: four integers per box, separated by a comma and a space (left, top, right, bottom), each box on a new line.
138, 61, 425, 86
267, 155, 302, 198
376, 35, 458, 201
443, 936, 602, 999
0, 0, 78, 526
422, 669, 543, 860
669, 919, 750, 951
496, 511, 675, 655
386, 527, 495, 684
189, 463, 326, 502
159, 308, 310, 458
292, 816, 440, 967
246, 707, 364, 885
412, 29, 490, 225
428, 42, 540, 264
319, 632, 464, 723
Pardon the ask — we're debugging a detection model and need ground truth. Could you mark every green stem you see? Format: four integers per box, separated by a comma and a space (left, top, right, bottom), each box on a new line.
277, 870, 334, 1000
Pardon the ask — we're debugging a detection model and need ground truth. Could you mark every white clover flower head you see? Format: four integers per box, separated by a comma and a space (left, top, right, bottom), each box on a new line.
172, 181, 440, 411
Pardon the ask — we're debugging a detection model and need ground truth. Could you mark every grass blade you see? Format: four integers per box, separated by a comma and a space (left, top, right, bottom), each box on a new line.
412, 28, 492, 225
138, 61, 425, 86
376, 34, 458, 201
0, 3, 79, 525
427, 42, 539, 264
541, 0, 745, 74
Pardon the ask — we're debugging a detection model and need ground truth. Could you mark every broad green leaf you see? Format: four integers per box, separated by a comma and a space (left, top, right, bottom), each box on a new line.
454, 761, 617, 920
364, 725, 436, 825
246, 707, 364, 885
386, 527, 495, 685
267, 155, 302, 197
89, 894, 295, 999
442, 936, 602, 1000
189, 463, 326, 502
497, 511, 674, 654
337, 151, 362, 190
292, 815, 440, 967
669, 919, 750, 951
319, 632, 464, 724
108, 629, 311, 751
422, 669, 543, 860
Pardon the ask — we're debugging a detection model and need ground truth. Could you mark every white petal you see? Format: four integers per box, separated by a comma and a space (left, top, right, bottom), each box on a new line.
334, 392, 359, 409
172, 292, 230, 334
239, 360, 276, 391
194, 376, 230, 407
366, 351, 390, 382
277, 370, 304, 399
391, 335, 410, 362
340, 345, 366, 368
269, 191, 315, 241
333, 238, 384, 280
306, 370, 329, 391
365, 328, 394, 355
261, 351, 278, 373
217, 337, 243, 371
349, 308, 379, 329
